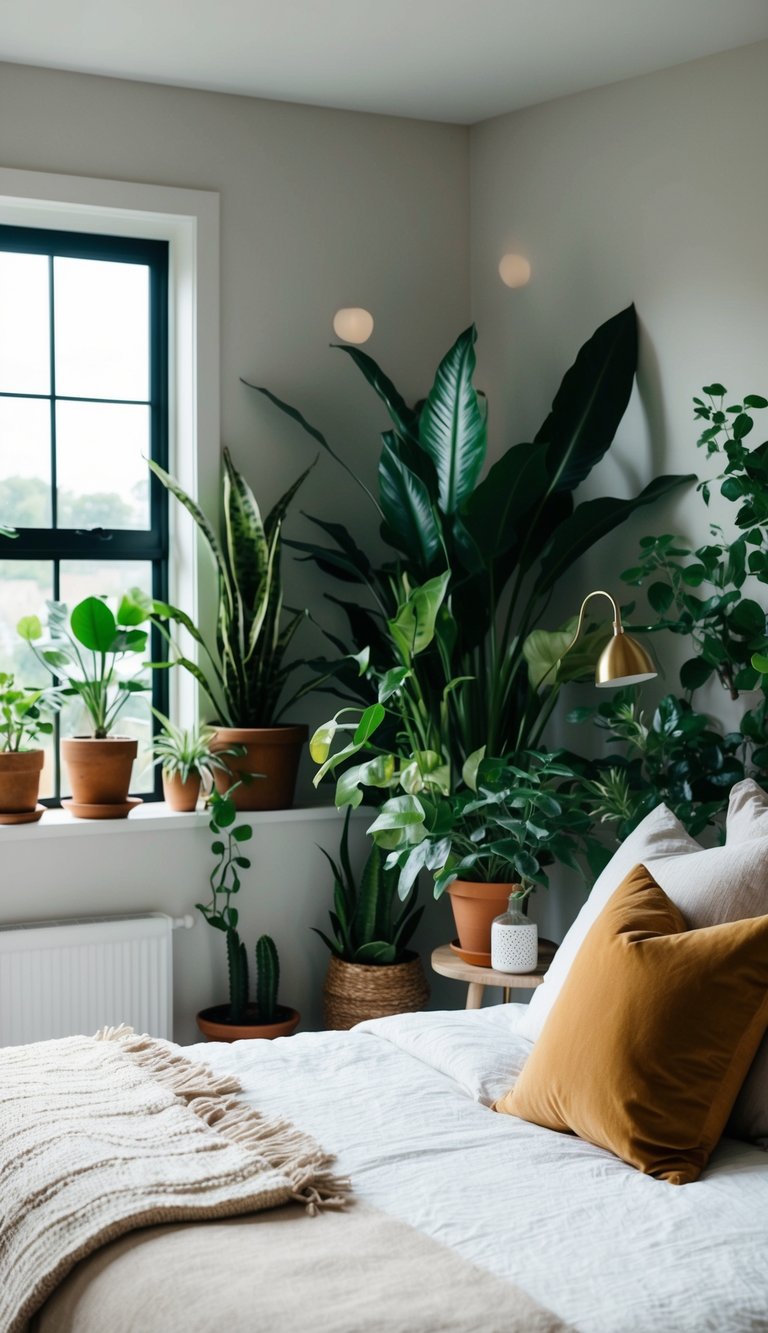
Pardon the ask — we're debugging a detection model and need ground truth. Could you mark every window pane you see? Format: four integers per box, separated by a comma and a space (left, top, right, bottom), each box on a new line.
56, 400, 150, 529
0, 397, 52, 529
54, 257, 149, 402
0, 558, 55, 798
58, 560, 154, 795
0, 251, 50, 395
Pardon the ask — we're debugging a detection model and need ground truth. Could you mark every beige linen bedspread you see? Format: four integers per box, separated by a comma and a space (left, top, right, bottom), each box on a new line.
32, 1203, 570, 1333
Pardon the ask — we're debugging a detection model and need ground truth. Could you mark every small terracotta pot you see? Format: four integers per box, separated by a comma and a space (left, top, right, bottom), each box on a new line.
446, 880, 522, 958
0, 749, 44, 822
162, 770, 202, 812
323, 953, 429, 1030
195, 1004, 300, 1042
210, 725, 308, 811
61, 736, 138, 810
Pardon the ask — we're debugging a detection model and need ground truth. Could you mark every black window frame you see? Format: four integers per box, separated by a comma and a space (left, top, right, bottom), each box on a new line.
0, 223, 170, 802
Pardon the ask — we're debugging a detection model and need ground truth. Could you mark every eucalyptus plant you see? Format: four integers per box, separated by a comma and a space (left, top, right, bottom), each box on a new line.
17, 592, 150, 738
246, 307, 691, 777
315, 808, 423, 963
148, 447, 315, 727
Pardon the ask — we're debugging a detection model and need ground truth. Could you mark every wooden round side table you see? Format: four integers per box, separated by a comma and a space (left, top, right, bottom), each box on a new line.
431, 939, 557, 1010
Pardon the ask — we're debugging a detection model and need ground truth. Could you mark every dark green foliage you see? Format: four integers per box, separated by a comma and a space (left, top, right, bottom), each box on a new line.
246, 308, 692, 772
314, 810, 424, 962
255, 935, 280, 1022
571, 691, 745, 841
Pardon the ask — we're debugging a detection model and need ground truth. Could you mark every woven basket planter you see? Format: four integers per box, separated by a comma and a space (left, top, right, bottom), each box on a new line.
323, 953, 430, 1030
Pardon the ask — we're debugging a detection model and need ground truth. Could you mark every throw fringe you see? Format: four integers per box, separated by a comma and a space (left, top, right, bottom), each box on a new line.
94, 1025, 351, 1214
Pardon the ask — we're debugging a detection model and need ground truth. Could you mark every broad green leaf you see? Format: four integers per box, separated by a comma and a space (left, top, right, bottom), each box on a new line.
368, 794, 426, 833
647, 581, 674, 613
70, 597, 117, 653
17, 615, 42, 642
400, 751, 450, 796
378, 666, 410, 703
461, 746, 485, 791
334, 344, 419, 443
418, 325, 486, 514
353, 703, 386, 745
538, 475, 695, 594
522, 624, 577, 691
388, 571, 450, 661
462, 441, 550, 560
379, 432, 442, 568
309, 709, 357, 764
116, 589, 151, 627
353, 941, 397, 964
680, 658, 713, 691
335, 754, 397, 808
536, 305, 638, 494
752, 653, 768, 674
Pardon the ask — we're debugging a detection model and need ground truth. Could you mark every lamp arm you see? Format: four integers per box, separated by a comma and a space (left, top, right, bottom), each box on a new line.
562, 589, 622, 659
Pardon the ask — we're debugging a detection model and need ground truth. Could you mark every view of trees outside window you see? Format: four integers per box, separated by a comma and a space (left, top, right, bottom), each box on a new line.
0, 234, 168, 799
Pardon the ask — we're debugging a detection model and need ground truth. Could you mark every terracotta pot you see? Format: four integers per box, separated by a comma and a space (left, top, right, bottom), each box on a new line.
195, 1003, 300, 1042
0, 749, 45, 823
446, 880, 522, 959
322, 953, 430, 1030
162, 770, 202, 812
210, 725, 308, 811
61, 736, 138, 812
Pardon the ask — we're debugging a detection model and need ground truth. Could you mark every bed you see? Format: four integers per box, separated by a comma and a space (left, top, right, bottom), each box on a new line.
9, 782, 768, 1331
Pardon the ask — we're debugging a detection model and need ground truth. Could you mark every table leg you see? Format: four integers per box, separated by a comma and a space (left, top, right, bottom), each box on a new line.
466, 981, 484, 1010
503, 987, 511, 1003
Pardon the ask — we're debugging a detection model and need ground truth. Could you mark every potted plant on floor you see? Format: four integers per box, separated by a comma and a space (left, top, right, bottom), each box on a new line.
148, 448, 315, 810
17, 591, 151, 818
315, 809, 428, 1028
0, 672, 61, 824
149, 712, 244, 812
195, 787, 300, 1040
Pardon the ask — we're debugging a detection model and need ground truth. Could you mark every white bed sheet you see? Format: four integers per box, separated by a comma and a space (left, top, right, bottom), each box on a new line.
187, 1004, 768, 1333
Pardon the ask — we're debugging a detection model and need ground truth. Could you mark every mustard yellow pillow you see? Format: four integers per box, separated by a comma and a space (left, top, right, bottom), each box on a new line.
495, 864, 768, 1184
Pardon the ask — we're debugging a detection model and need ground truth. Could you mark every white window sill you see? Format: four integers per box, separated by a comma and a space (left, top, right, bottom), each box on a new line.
0, 802, 356, 842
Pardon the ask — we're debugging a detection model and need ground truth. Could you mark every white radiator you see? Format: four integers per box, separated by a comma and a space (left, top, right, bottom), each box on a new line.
0, 914, 189, 1046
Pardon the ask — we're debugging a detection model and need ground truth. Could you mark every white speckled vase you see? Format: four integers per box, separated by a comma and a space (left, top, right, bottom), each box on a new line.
491, 894, 538, 974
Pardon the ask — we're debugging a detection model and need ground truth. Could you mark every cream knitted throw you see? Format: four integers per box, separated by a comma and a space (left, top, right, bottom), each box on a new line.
0, 1025, 349, 1333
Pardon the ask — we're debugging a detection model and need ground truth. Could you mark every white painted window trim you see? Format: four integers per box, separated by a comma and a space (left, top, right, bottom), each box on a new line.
0, 166, 220, 727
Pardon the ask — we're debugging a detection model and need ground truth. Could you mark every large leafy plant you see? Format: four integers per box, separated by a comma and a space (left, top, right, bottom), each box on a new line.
247, 308, 691, 777
366, 749, 603, 902
18, 592, 150, 739
315, 808, 423, 963
148, 448, 315, 727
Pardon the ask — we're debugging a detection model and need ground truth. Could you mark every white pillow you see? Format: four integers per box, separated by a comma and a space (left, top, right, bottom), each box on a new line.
726, 778, 768, 844
519, 803, 700, 1043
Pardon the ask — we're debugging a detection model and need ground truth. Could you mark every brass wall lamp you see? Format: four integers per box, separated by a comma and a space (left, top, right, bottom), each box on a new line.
566, 590, 656, 688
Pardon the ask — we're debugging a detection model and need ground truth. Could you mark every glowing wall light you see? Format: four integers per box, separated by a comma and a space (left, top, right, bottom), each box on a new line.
332, 307, 374, 344
498, 254, 531, 288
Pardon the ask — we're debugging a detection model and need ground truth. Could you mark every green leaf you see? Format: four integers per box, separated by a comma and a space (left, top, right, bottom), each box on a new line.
17, 615, 42, 642
221, 446, 270, 617
388, 571, 450, 660
462, 441, 549, 561
333, 344, 418, 442
418, 325, 486, 514
752, 653, 768, 675
116, 589, 151, 627
368, 794, 426, 833
70, 597, 117, 653
732, 414, 754, 440
702, 383, 727, 398
379, 432, 442, 567
535, 305, 638, 494
353, 703, 386, 746
539, 475, 695, 594
647, 581, 674, 613
461, 746, 485, 792
744, 395, 768, 408
353, 941, 397, 965
679, 658, 713, 691
378, 666, 410, 703
523, 624, 577, 691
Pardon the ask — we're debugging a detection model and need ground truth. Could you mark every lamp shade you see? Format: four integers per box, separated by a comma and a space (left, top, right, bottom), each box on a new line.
596, 632, 656, 687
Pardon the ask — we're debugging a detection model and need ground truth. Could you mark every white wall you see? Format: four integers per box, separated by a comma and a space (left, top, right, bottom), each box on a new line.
0, 62, 467, 1032
469, 40, 768, 940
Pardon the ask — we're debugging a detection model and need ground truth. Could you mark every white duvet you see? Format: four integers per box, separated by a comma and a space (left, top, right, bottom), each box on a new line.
188, 1004, 768, 1333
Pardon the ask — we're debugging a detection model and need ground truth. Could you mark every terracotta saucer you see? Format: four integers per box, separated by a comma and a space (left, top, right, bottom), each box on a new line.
0, 803, 45, 826
61, 797, 143, 820
449, 939, 492, 967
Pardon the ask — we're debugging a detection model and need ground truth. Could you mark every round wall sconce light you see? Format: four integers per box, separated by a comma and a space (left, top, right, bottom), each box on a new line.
498, 254, 532, 289
332, 307, 374, 344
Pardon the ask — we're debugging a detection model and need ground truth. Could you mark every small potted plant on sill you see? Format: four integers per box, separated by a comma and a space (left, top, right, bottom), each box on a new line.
0, 672, 61, 824
315, 809, 429, 1029
149, 711, 244, 812
147, 447, 316, 812
17, 590, 151, 819
195, 787, 300, 1041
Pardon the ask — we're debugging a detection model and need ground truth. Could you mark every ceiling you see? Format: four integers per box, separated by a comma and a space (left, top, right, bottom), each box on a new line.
2, 0, 768, 124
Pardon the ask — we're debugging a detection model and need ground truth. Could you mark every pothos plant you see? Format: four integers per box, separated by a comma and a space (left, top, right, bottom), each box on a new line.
247, 307, 692, 779
197, 787, 281, 1024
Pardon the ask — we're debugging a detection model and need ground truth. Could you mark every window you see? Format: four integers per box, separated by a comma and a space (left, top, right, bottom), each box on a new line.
0, 225, 169, 801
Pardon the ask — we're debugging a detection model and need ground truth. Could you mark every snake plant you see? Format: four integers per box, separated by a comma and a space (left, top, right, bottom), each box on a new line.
314, 809, 424, 963
148, 448, 315, 726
